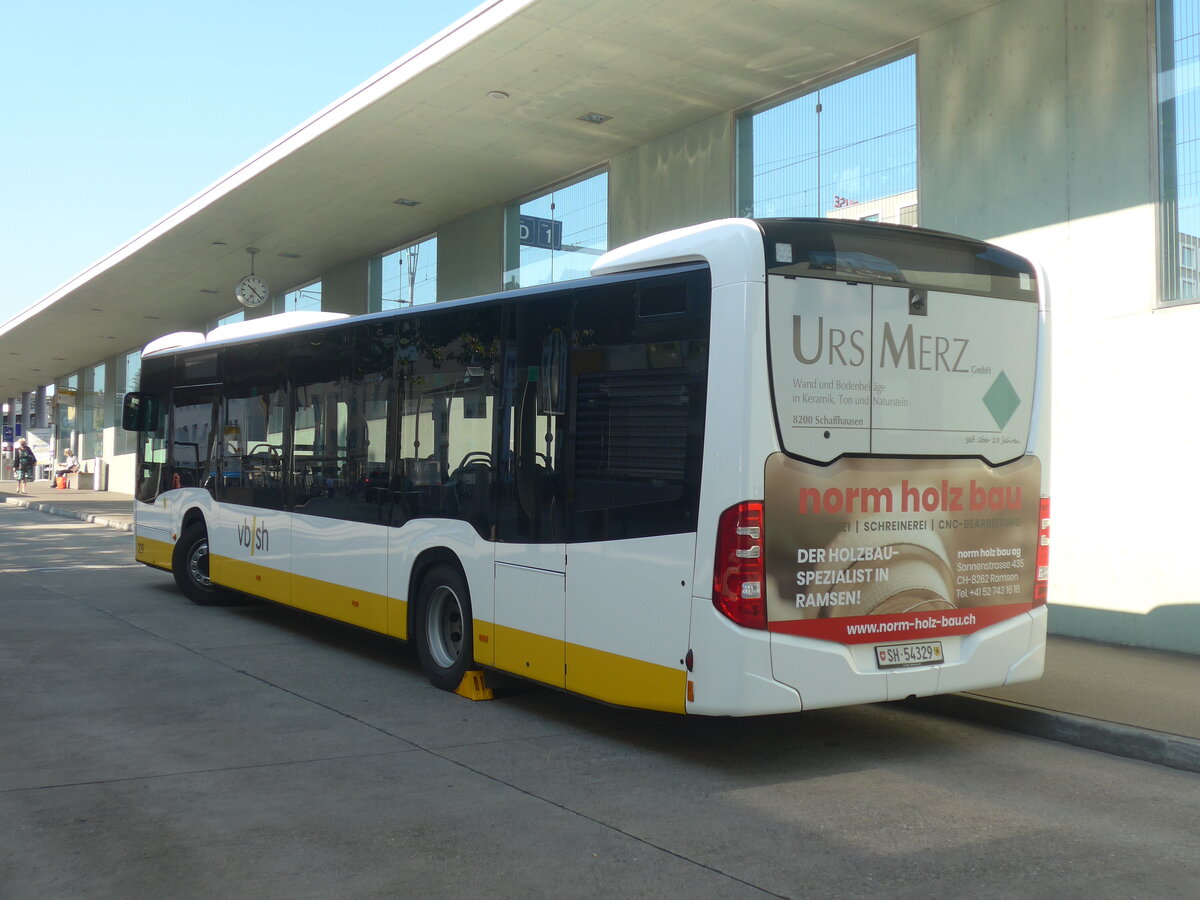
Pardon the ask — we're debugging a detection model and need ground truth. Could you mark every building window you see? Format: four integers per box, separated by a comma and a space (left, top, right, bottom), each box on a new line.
1159, 0, 1200, 302
504, 171, 608, 290
372, 235, 437, 309
283, 281, 323, 313
115, 350, 141, 454
737, 54, 917, 224
209, 308, 244, 331
82, 362, 106, 459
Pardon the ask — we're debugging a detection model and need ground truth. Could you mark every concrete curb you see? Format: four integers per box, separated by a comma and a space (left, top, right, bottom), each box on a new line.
2, 496, 133, 532
909, 693, 1200, 774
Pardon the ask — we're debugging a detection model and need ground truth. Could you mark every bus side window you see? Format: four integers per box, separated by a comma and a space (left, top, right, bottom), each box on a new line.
494, 300, 566, 544
136, 413, 168, 504
168, 386, 217, 495
221, 341, 287, 511
567, 273, 709, 541
396, 311, 500, 534
288, 325, 393, 524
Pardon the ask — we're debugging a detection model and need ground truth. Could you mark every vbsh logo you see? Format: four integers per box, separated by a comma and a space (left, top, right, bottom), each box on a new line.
236, 518, 269, 554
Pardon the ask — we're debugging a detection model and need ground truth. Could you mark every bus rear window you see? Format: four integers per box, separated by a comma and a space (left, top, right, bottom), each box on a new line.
758, 218, 1037, 302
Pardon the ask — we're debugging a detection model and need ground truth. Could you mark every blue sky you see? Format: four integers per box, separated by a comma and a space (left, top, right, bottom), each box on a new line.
0, 0, 482, 325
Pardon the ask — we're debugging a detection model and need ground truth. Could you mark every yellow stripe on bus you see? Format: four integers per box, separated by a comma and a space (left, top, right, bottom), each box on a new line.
492, 623, 565, 688
490, 623, 687, 713
292, 570, 388, 634
566, 643, 687, 714
211, 555, 291, 606
135, 536, 174, 571
196, 556, 684, 713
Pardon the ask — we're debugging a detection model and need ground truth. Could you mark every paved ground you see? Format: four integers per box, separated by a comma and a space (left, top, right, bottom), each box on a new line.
3, 478, 1199, 773
3, 506, 1198, 899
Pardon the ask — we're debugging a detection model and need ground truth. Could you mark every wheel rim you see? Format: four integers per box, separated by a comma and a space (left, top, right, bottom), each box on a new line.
426, 585, 464, 670
187, 539, 213, 590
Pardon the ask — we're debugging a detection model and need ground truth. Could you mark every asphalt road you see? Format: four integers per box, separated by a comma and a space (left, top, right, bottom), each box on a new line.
2, 505, 1198, 899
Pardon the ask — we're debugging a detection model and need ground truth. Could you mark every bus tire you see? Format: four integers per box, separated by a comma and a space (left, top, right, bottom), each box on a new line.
172, 522, 225, 606
415, 563, 474, 691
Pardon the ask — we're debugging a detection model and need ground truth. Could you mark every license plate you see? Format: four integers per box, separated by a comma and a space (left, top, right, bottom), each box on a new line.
875, 640, 944, 669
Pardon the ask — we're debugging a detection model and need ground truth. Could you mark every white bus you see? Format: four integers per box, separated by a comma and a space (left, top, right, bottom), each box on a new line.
123, 217, 1050, 715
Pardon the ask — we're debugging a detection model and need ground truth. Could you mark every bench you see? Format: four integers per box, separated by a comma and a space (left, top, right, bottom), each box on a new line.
61, 458, 106, 491
64, 471, 94, 490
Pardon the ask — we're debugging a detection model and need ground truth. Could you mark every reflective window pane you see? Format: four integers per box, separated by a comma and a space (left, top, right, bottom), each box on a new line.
376, 236, 438, 309
505, 172, 608, 290
1160, 0, 1200, 302
739, 55, 917, 224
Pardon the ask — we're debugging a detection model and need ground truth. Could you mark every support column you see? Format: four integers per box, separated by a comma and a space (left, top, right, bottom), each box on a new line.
321, 257, 369, 315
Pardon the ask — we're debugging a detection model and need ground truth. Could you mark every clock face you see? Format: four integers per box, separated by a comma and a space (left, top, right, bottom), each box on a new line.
235, 274, 270, 308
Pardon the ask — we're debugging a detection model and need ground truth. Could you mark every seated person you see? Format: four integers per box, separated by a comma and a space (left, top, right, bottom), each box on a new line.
55, 449, 80, 479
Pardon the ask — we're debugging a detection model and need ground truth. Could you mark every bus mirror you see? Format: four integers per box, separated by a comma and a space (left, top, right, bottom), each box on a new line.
122, 392, 161, 431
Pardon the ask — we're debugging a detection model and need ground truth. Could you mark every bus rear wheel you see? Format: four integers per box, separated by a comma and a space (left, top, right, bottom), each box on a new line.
172, 522, 226, 606
415, 563, 474, 691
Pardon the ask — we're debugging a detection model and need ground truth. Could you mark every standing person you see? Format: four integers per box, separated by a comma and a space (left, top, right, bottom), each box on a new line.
13, 437, 36, 494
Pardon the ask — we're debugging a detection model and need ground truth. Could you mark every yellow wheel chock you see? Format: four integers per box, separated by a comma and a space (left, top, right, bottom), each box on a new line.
454, 669, 494, 701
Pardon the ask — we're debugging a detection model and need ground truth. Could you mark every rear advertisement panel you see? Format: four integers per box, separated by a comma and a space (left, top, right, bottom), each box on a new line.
764, 454, 1041, 644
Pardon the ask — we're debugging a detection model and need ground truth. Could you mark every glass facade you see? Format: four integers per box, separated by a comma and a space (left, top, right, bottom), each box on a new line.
115, 350, 142, 455
375, 235, 438, 309
55, 375, 77, 459
505, 171, 608, 290
212, 308, 245, 329
1159, 0, 1200, 302
83, 363, 105, 459
737, 55, 917, 224
283, 281, 323, 313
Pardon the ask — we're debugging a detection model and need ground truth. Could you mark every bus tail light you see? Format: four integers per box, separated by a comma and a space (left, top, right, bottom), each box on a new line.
1034, 497, 1050, 606
713, 501, 766, 630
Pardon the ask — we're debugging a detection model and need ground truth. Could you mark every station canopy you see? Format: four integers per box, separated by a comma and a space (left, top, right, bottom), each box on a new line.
0, 0, 995, 397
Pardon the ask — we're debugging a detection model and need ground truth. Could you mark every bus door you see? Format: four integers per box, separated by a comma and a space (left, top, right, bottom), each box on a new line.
211, 374, 292, 608
133, 383, 214, 570
492, 306, 568, 688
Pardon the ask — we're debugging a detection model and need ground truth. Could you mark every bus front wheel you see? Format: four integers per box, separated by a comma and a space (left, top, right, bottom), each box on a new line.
172, 522, 225, 606
415, 564, 474, 691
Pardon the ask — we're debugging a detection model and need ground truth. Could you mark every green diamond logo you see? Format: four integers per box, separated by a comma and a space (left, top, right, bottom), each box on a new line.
983, 371, 1021, 429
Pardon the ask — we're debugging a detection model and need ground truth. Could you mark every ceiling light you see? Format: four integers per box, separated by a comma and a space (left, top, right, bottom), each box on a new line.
278, 252, 302, 259
212, 241, 228, 246
393, 198, 422, 207
578, 112, 612, 125
488, 90, 509, 101
200, 289, 220, 294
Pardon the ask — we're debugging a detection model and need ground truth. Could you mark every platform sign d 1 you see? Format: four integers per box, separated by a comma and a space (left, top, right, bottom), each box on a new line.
519, 215, 563, 251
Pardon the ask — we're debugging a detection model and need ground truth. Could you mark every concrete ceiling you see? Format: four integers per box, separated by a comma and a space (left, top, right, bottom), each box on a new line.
0, 0, 1000, 399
